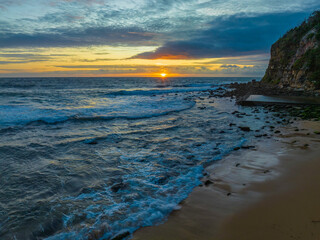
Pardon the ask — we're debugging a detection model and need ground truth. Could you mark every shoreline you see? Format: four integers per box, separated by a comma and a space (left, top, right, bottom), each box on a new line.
133, 120, 320, 239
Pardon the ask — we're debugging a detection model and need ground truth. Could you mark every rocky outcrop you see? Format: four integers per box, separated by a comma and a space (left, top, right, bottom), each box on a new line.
262, 11, 320, 90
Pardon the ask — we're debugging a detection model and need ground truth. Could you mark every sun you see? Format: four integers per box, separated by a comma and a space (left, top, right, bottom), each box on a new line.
160, 73, 167, 77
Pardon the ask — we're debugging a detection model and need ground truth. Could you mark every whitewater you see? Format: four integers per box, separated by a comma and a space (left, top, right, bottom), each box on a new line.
0, 77, 271, 239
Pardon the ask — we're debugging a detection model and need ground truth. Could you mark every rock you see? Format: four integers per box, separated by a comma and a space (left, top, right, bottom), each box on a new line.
227, 192, 232, 196
111, 182, 127, 193
204, 180, 214, 186
88, 223, 110, 240
255, 134, 268, 138
239, 126, 251, 132
241, 145, 255, 149
111, 231, 130, 240
155, 176, 169, 185
85, 139, 98, 145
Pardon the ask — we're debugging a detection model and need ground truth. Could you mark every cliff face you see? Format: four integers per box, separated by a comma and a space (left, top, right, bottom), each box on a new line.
262, 11, 320, 90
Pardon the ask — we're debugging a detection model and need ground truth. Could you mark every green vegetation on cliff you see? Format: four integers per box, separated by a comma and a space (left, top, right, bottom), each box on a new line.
292, 47, 320, 87
262, 11, 320, 89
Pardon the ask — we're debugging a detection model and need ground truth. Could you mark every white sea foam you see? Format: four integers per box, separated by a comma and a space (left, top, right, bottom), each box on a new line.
0, 95, 195, 127
107, 86, 219, 96
0, 77, 258, 240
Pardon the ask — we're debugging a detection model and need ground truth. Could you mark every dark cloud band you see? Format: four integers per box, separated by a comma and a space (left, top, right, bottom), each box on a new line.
132, 12, 311, 59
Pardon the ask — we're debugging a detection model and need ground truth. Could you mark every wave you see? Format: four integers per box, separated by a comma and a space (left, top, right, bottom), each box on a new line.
107, 86, 219, 96
183, 83, 216, 88
155, 83, 217, 88
0, 100, 195, 128
44, 139, 246, 240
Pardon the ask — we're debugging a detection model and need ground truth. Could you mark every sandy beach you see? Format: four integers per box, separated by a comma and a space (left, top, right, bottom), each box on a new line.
133, 120, 320, 240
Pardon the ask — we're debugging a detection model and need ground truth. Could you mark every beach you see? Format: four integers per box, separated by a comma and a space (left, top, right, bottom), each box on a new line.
1, 77, 319, 239
133, 120, 320, 240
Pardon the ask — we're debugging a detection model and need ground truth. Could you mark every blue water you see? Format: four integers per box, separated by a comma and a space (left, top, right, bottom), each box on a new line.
0, 77, 269, 239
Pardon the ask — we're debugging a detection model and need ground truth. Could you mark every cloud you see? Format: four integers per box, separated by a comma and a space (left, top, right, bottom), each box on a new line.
78, 58, 119, 62
55, 64, 158, 69
1, 0, 320, 77
200, 54, 270, 65
0, 58, 267, 77
0, 52, 76, 66
220, 64, 240, 69
53, 63, 264, 75
0, 53, 73, 64
0, 53, 70, 58
0, 60, 47, 64
0, 25, 159, 48
132, 11, 311, 59
1, 0, 319, 49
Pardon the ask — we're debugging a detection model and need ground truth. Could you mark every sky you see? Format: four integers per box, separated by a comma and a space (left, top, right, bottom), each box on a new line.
0, 0, 319, 78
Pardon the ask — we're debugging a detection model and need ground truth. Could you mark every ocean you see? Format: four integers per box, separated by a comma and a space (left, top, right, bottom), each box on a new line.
0, 77, 272, 239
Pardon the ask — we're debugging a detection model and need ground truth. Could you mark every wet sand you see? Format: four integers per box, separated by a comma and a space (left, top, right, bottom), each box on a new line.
133, 120, 320, 240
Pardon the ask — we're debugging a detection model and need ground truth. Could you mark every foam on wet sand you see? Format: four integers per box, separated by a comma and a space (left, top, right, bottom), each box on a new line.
133, 120, 320, 240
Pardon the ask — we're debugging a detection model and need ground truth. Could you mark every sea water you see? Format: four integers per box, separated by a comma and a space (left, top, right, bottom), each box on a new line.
0, 77, 269, 239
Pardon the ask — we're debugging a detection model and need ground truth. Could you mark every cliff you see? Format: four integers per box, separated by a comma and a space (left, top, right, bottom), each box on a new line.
262, 11, 320, 90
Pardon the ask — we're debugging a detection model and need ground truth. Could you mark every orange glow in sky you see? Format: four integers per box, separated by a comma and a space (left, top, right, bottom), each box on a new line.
0, 46, 263, 78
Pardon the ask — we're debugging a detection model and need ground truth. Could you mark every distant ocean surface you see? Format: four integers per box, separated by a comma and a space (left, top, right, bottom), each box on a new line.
0, 77, 269, 239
